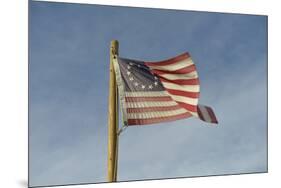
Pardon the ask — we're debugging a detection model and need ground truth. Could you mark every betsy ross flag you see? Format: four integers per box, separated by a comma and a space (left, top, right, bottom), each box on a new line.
113, 52, 218, 126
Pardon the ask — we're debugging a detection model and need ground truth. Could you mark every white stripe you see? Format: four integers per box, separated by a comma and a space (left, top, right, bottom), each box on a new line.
125, 91, 168, 97
160, 71, 198, 80
162, 82, 200, 92
199, 106, 212, 122
149, 58, 194, 71
127, 108, 188, 119
126, 100, 178, 108
168, 95, 199, 105
189, 111, 198, 117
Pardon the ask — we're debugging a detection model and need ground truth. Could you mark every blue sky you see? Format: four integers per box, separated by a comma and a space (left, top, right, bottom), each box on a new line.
29, 1, 267, 187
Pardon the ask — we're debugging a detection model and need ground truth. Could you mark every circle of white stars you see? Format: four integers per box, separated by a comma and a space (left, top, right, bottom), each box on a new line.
126, 62, 159, 90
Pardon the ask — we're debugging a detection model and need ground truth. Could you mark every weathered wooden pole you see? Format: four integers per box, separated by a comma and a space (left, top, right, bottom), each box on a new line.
107, 40, 119, 182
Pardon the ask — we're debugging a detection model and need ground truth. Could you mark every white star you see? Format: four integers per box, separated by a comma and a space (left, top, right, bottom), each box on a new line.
127, 71, 131, 75
134, 82, 139, 86
154, 81, 158, 86
148, 85, 153, 89
154, 76, 158, 80
129, 77, 134, 81
137, 64, 141, 68
127, 65, 131, 69
141, 85, 146, 89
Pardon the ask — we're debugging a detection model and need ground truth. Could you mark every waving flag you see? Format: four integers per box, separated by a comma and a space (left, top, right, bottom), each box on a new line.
113, 52, 218, 126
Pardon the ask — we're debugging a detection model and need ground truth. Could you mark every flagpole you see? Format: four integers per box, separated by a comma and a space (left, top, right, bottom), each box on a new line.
107, 40, 119, 182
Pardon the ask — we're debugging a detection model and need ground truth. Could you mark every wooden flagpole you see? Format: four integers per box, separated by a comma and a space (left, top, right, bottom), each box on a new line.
107, 40, 119, 182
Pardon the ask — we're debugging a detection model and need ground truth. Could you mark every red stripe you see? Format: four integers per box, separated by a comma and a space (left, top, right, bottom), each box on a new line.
125, 96, 172, 102
145, 52, 190, 66
175, 101, 197, 112
127, 112, 192, 125
127, 105, 182, 113
197, 106, 205, 121
151, 64, 196, 75
165, 89, 200, 99
206, 106, 218, 124
160, 77, 199, 85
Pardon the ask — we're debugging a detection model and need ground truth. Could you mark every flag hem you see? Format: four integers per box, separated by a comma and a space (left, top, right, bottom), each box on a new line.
112, 57, 128, 125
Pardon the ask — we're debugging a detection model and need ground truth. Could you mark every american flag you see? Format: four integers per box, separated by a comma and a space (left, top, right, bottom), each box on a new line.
113, 52, 218, 126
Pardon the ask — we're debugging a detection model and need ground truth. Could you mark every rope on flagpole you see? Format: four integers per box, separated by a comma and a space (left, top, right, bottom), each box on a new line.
113, 82, 119, 181
117, 125, 128, 136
